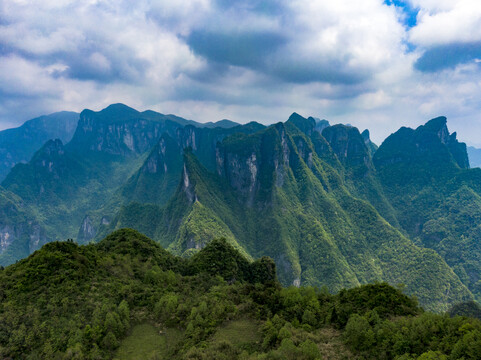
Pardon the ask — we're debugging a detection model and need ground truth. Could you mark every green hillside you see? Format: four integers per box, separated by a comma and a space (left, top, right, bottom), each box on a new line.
1, 229, 481, 359
106, 118, 471, 311
374, 117, 481, 302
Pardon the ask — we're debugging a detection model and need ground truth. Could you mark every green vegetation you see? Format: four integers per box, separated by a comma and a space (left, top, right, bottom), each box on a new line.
1, 229, 481, 359
373, 117, 481, 302
107, 119, 470, 311
114, 324, 182, 360
2, 105, 481, 317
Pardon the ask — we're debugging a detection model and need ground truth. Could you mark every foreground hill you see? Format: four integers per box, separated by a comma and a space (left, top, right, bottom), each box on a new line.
1, 229, 481, 359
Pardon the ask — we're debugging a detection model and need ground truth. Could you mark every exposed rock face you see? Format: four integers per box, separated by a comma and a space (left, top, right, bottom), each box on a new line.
77, 215, 96, 244
69, 104, 182, 156
0, 218, 48, 262
143, 137, 170, 175
275, 124, 291, 187
0, 225, 15, 253
100, 216, 110, 226
32, 139, 66, 177
182, 164, 196, 204
0, 223, 48, 255
222, 152, 259, 205
28, 223, 48, 253
322, 125, 373, 172
215, 124, 292, 205
216, 123, 294, 206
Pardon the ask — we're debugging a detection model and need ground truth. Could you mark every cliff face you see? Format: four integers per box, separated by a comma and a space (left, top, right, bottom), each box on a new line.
102, 116, 472, 312
322, 125, 373, 174
215, 124, 292, 206
0, 190, 48, 265
77, 215, 96, 244
68, 105, 182, 156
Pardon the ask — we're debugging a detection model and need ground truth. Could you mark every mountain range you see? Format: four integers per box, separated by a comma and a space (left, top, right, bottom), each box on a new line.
1, 104, 480, 312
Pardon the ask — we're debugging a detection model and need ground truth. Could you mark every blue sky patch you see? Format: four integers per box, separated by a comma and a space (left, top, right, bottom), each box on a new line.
384, 0, 419, 28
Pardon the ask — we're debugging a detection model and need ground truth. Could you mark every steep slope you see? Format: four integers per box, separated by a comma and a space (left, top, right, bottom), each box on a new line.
374, 116, 481, 301
0, 111, 78, 181
0, 105, 189, 262
0, 188, 48, 266
320, 124, 399, 228
107, 118, 471, 311
0, 104, 258, 264
116, 121, 265, 206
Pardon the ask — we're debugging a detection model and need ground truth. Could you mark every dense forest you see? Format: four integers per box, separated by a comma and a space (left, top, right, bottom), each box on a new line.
1, 229, 481, 359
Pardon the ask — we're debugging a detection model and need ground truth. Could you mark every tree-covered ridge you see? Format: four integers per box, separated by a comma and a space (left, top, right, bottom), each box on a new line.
1, 229, 481, 359
373, 117, 481, 302
105, 117, 471, 312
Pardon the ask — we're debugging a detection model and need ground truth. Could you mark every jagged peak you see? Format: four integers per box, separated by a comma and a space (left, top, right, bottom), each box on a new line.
374, 116, 469, 169
286, 113, 316, 136
287, 112, 307, 122
421, 116, 448, 133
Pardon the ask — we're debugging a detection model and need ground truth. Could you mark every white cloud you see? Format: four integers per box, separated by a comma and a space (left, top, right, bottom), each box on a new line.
0, 0, 481, 148
409, 0, 481, 46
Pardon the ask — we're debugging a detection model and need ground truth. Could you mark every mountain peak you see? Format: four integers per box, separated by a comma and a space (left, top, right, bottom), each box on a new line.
422, 116, 447, 132
286, 112, 316, 135
79, 103, 140, 125
420, 116, 450, 144
101, 103, 139, 115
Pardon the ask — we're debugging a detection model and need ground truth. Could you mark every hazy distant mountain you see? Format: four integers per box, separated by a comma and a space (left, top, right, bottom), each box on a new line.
0, 111, 79, 181
468, 146, 481, 168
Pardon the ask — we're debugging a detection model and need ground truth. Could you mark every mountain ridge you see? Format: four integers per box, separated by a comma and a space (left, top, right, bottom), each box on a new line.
0, 104, 479, 312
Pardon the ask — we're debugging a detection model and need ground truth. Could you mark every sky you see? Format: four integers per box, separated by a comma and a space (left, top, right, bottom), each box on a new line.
1, 0, 481, 146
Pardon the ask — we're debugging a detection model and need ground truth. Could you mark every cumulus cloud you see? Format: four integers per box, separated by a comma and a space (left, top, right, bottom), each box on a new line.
1, 0, 481, 146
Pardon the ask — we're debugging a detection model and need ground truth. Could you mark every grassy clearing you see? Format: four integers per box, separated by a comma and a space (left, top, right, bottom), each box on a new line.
114, 323, 182, 360
211, 319, 262, 346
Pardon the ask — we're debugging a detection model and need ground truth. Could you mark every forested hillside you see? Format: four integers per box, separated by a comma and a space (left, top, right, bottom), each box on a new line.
1, 229, 481, 359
